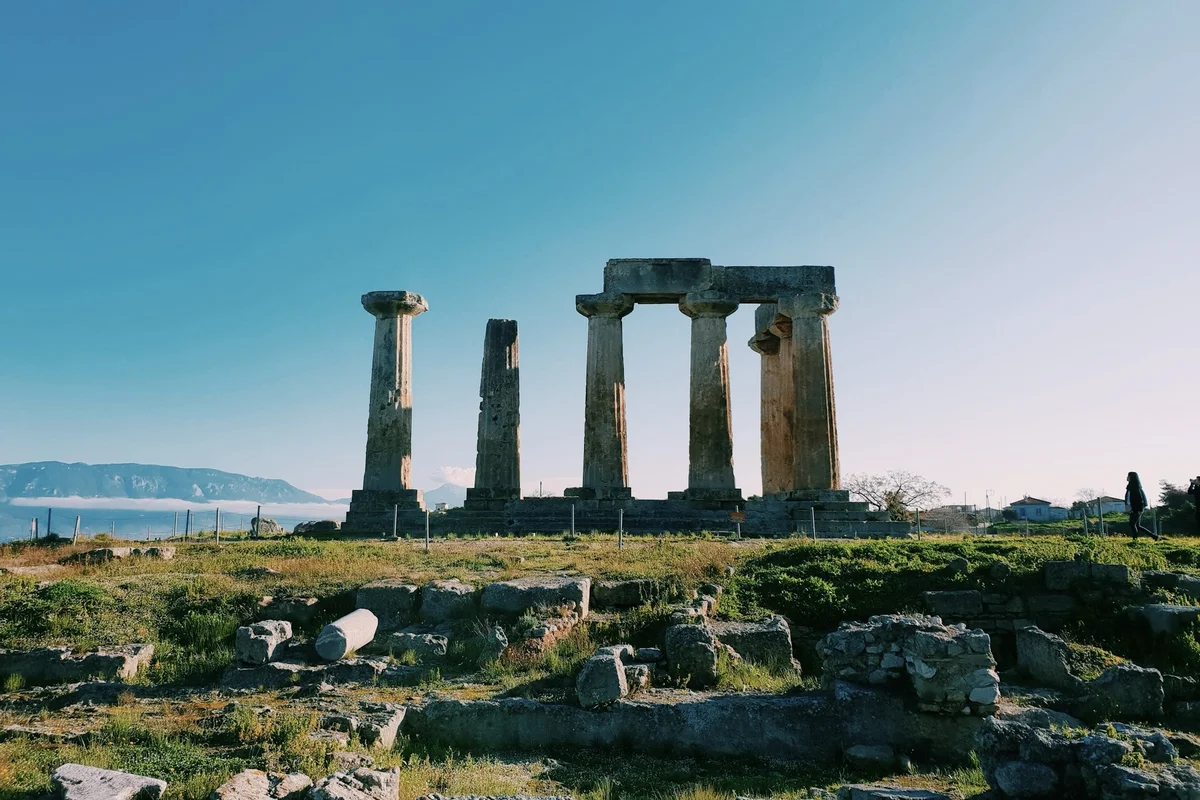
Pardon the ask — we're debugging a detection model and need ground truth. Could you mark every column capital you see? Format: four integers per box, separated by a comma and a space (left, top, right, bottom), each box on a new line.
576, 292, 635, 319
781, 292, 839, 317
362, 291, 429, 319
679, 291, 738, 319
748, 328, 780, 356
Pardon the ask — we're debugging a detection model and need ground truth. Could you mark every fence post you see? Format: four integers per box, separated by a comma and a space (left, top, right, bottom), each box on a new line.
571, 504, 575, 536
72, 516, 80, 545
735, 505, 741, 540
146, 525, 151, 542
425, 509, 430, 551
810, 507, 817, 540
216, 508, 221, 544
31, 519, 36, 541
173, 512, 178, 540
618, 509, 624, 550
254, 505, 261, 539
46, 508, 51, 539
392, 505, 398, 539
184, 509, 191, 541
916, 508, 921, 539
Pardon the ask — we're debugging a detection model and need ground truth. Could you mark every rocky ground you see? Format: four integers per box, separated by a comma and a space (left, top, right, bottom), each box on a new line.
3, 533, 1200, 799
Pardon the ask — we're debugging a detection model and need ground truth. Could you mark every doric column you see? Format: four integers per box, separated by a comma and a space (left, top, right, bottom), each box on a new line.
574, 292, 635, 499
779, 292, 840, 490
749, 303, 794, 496
360, 290, 428, 492
466, 319, 521, 506
679, 291, 740, 500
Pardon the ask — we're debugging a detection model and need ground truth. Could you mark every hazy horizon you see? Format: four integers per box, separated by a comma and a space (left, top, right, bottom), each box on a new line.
3, 2, 1196, 512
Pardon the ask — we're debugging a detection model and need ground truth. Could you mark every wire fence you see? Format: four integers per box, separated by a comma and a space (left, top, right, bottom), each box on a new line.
12, 506, 331, 543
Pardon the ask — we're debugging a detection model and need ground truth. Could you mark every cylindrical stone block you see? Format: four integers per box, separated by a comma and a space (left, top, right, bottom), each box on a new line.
473, 319, 521, 497
361, 291, 428, 492
577, 293, 635, 495
780, 292, 840, 490
750, 303, 795, 496
680, 292, 739, 492
315, 608, 379, 661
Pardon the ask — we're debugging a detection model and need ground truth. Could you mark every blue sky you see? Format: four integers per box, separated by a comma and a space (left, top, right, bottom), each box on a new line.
2, 2, 1197, 508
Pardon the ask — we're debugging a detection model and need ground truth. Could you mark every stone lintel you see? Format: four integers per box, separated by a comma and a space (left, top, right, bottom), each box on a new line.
597, 261, 835, 305
361, 290, 429, 318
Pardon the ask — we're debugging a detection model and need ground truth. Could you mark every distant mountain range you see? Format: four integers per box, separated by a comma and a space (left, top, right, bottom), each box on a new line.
425, 483, 467, 508
0, 461, 329, 504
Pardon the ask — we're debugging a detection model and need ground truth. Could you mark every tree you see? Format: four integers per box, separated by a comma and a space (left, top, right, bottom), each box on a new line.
846, 470, 951, 521
1158, 480, 1198, 534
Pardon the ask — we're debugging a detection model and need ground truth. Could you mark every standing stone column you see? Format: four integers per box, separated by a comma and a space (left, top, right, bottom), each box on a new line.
679, 291, 741, 501
466, 319, 521, 508
360, 291, 428, 494
779, 292, 840, 490
568, 292, 635, 499
749, 303, 794, 497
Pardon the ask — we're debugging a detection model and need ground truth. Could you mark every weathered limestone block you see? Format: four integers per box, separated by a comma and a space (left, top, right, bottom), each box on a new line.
316, 609, 379, 661
294, 520, 341, 535
1076, 664, 1164, 721
236, 620, 293, 665
385, 632, 447, 662
220, 657, 390, 691
475, 625, 509, 666
257, 596, 320, 626
837, 787, 949, 800
709, 616, 798, 670
922, 590, 982, 618
1135, 604, 1200, 636
357, 703, 406, 749
469, 319, 521, 501
1015, 626, 1083, 692
52, 763, 166, 800
624, 663, 651, 693
356, 580, 420, 629
133, 546, 175, 560
591, 578, 656, 608
0, 644, 154, 685
576, 653, 627, 708
421, 580, 476, 623
481, 576, 591, 618
210, 769, 312, 799
842, 743, 898, 773
309, 767, 400, 800
360, 291, 428, 494
251, 517, 285, 536
61, 547, 132, 565
665, 624, 730, 688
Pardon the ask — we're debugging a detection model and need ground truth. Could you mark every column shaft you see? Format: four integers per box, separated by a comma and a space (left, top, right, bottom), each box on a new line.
575, 293, 635, 498
471, 319, 521, 500
783, 293, 840, 490
681, 293, 739, 498
360, 291, 427, 493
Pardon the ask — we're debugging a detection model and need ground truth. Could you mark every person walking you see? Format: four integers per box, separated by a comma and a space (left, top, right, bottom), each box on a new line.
1126, 471, 1158, 540
1189, 476, 1200, 532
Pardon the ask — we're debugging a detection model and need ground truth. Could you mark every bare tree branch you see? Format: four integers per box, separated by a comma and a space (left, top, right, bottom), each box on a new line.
845, 470, 951, 513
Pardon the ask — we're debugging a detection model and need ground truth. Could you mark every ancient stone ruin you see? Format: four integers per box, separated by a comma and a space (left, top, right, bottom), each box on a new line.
343, 259, 905, 537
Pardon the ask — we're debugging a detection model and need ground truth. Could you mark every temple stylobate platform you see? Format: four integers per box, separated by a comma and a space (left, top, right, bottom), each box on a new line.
343, 259, 909, 539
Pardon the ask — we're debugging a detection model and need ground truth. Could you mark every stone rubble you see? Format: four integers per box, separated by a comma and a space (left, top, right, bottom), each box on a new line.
421, 580, 476, 623
709, 615, 799, 671
480, 576, 591, 619
357, 580, 421, 630
209, 769, 312, 799
818, 614, 999, 715
309, 767, 401, 800
0, 643, 154, 685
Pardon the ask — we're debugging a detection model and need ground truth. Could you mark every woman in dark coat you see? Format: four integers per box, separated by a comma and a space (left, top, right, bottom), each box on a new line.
1126, 471, 1158, 540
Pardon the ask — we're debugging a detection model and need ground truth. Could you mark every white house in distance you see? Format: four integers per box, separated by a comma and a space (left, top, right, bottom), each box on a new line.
1008, 497, 1069, 521
1087, 496, 1127, 516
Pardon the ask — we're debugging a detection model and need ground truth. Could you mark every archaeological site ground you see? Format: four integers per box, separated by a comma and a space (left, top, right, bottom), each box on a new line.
5, 532, 1200, 800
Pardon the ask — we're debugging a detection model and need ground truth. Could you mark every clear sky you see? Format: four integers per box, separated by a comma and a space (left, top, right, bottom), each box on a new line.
2, 2, 1197, 509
